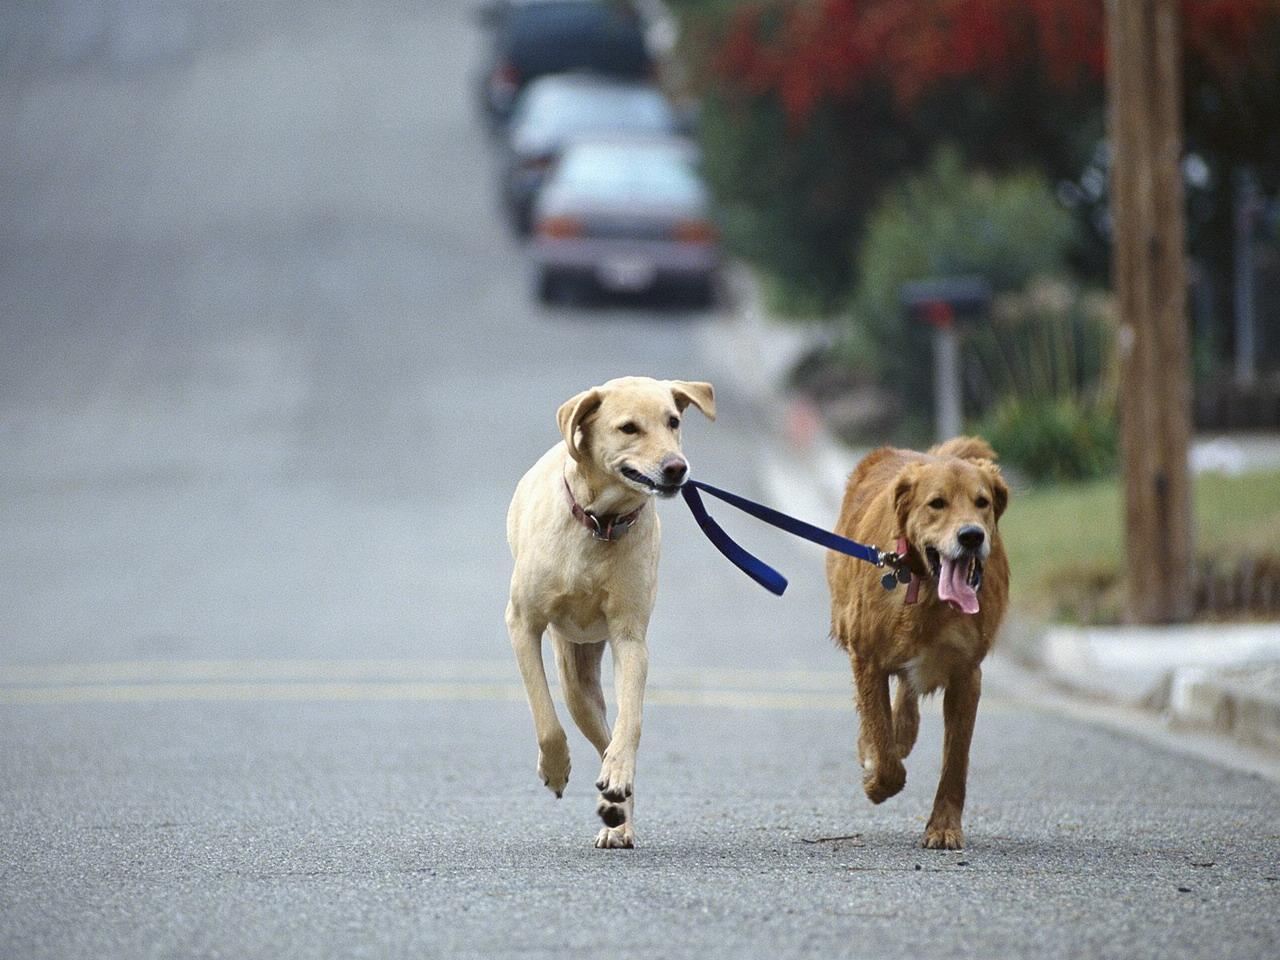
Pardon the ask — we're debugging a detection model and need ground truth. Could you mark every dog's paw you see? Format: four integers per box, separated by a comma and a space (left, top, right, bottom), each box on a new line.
537, 735, 571, 798
596, 796, 628, 828
922, 822, 964, 850
594, 823, 635, 849
861, 758, 906, 804
594, 752, 634, 803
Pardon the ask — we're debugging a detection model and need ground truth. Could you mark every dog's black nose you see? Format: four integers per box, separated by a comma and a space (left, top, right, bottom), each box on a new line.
661, 456, 688, 484
957, 526, 985, 551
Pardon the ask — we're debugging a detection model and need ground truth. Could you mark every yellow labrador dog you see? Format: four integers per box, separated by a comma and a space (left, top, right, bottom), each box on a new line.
506, 376, 715, 848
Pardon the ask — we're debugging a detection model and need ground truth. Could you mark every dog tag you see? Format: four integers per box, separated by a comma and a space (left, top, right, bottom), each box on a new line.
896, 566, 912, 584
881, 572, 899, 591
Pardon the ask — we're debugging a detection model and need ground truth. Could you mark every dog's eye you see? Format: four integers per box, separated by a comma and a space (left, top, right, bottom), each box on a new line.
975, 496, 990, 509
619, 422, 639, 435
928, 498, 947, 510
668, 416, 680, 430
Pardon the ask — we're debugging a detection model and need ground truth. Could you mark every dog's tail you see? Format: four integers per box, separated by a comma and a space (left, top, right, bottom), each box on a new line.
929, 435, 998, 463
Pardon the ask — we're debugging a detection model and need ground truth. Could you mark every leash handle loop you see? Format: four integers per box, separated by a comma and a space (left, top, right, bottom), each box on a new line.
680, 483, 789, 596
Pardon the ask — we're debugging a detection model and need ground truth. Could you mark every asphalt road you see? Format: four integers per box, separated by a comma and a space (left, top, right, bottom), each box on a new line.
2, 3, 1278, 958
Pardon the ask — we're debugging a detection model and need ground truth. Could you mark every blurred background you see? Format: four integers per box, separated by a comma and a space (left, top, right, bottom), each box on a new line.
2, 0, 1280, 660
0, 0, 742, 673
3, 3, 1280, 957
663, 0, 1280, 628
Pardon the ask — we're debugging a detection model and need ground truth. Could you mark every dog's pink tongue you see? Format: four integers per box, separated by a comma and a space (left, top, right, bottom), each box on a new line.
937, 556, 980, 614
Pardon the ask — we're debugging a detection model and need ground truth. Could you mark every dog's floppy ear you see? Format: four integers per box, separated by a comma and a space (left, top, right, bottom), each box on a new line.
980, 461, 1010, 521
668, 380, 716, 421
893, 463, 922, 534
556, 387, 603, 463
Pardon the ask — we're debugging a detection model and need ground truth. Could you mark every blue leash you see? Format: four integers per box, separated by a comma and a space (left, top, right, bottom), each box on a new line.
681, 478, 898, 597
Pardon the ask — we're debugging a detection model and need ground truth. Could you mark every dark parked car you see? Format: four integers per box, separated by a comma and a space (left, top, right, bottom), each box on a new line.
529, 135, 721, 304
476, 0, 652, 127
502, 75, 679, 234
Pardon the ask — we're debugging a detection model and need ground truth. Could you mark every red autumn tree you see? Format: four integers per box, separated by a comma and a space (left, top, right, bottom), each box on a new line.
688, 0, 1280, 306
715, 0, 1104, 125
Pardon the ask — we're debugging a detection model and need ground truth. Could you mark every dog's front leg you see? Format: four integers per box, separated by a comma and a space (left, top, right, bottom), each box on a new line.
923, 665, 981, 850
594, 633, 647, 848
852, 654, 906, 804
506, 604, 570, 798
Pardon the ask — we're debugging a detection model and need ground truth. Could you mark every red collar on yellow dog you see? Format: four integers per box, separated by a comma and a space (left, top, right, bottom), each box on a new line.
563, 476, 645, 542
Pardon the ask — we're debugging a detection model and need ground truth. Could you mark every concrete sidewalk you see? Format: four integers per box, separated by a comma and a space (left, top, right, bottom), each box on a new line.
705, 263, 1280, 757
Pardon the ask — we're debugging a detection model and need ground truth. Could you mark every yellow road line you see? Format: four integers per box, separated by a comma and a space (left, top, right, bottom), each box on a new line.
0, 681, 528, 706
0, 658, 850, 692
0, 658, 513, 685
0, 679, 853, 711
0, 657, 861, 710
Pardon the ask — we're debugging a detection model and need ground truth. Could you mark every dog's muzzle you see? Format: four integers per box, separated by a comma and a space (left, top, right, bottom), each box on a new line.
925, 542, 985, 615
621, 464, 684, 498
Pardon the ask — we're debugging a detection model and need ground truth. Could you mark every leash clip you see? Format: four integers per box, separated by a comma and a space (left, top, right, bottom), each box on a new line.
879, 551, 907, 590
878, 544, 914, 591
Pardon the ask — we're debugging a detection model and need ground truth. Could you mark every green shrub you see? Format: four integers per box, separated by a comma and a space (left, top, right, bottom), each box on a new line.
967, 278, 1119, 482
976, 395, 1117, 483
847, 148, 1078, 408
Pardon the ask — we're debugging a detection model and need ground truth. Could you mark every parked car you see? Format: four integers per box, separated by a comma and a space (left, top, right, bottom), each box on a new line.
502, 75, 679, 234
476, 0, 652, 127
529, 135, 721, 304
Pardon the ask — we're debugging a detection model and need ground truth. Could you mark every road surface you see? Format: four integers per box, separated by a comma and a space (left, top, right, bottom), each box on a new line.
2, 3, 1278, 957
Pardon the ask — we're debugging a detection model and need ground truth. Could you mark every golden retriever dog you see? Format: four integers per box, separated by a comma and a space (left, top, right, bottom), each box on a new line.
826, 436, 1009, 850
506, 376, 715, 848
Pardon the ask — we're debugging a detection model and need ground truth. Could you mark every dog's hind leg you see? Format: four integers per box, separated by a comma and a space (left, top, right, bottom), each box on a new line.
596, 633, 647, 800
507, 603, 570, 798
892, 676, 921, 760
553, 634, 633, 845
594, 796, 634, 849
553, 634, 610, 754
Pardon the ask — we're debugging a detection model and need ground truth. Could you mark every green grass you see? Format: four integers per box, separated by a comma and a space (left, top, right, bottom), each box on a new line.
1000, 469, 1280, 621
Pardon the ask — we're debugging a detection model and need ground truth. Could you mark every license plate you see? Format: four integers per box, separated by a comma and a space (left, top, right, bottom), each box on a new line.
598, 258, 656, 291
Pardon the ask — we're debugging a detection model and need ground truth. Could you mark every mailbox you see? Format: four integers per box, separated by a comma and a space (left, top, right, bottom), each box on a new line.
899, 277, 991, 328
898, 277, 991, 441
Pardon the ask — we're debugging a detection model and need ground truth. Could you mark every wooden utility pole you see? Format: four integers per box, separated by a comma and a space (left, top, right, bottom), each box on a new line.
1106, 0, 1195, 623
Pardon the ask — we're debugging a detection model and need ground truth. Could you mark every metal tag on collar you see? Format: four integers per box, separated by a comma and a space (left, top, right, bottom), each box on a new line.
586, 512, 611, 541
880, 539, 916, 594
880, 563, 911, 590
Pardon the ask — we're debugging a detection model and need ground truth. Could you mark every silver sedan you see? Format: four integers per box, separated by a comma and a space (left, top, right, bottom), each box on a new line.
529, 136, 721, 305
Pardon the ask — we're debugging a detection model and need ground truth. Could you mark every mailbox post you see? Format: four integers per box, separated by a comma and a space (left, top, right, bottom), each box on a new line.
900, 277, 991, 443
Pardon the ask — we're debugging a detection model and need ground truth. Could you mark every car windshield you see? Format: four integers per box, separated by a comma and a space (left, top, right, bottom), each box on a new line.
505, 2, 649, 76
514, 84, 674, 142
554, 143, 706, 206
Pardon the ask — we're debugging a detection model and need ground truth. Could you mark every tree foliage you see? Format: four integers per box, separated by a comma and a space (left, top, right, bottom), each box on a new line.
845, 148, 1078, 413
682, 0, 1280, 307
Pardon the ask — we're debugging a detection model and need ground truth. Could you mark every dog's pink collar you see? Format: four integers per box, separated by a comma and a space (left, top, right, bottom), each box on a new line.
898, 537, 921, 605
563, 476, 645, 542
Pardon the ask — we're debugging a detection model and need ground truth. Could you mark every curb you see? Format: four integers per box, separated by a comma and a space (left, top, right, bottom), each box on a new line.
1168, 663, 1280, 753
1041, 624, 1280, 704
